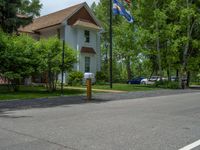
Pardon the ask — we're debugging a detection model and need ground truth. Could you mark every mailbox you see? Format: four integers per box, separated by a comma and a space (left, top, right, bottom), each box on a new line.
84, 73, 94, 79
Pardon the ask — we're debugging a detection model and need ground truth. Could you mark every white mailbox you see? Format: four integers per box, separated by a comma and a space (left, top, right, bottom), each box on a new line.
84, 73, 94, 79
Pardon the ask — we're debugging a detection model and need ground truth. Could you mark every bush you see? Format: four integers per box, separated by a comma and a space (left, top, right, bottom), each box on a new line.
154, 80, 179, 89
68, 71, 84, 86
95, 71, 107, 83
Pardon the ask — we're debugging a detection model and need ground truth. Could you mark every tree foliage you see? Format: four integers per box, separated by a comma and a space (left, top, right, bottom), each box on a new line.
0, 0, 42, 33
37, 37, 76, 91
0, 31, 76, 91
0, 31, 43, 90
92, 0, 200, 87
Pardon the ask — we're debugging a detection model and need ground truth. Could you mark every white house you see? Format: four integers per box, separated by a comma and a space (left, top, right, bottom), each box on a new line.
19, 2, 101, 83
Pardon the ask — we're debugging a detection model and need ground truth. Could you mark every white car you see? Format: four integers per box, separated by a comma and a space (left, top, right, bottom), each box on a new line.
140, 76, 165, 85
140, 78, 155, 85
140, 78, 148, 84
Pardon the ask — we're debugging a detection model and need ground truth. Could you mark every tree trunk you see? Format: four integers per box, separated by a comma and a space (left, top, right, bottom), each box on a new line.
11, 79, 20, 92
167, 67, 171, 81
176, 69, 179, 81
150, 67, 155, 78
52, 72, 57, 91
187, 71, 190, 87
154, 0, 163, 81
48, 70, 52, 92
126, 56, 132, 80
55, 73, 59, 91
156, 21, 163, 81
180, 0, 190, 89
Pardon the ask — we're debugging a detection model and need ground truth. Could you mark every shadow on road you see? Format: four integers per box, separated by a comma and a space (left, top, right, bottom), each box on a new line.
0, 110, 33, 119
0, 95, 110, 115
0, 89, 199, 115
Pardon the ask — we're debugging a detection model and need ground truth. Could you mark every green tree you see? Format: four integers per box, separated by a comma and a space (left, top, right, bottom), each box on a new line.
0, 31, 43, 91
0, 0, 42, 33
92, 0, 111, 81
165, 0, 200, 87
38, 37, 76, 91
93, 0, 200, 87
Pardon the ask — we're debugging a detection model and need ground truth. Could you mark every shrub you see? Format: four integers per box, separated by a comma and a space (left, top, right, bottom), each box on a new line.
68, 71, 84, 86
95, 71, 107, 83
154, 80, 179, 89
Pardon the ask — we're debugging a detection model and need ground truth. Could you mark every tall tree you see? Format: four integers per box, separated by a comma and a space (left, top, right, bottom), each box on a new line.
0, 0, 42, 33
165, 0, 200, 87
137, 0, 168, 78
38, 37, 76, 91
0, 31, 44, 91
93, 0, 200, 86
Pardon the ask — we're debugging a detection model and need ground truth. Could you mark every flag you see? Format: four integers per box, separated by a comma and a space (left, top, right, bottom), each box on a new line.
113, 0, 134, 23
124, 0, 131, 6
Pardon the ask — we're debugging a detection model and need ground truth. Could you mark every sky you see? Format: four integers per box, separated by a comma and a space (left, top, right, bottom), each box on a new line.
40, 0, 100, 16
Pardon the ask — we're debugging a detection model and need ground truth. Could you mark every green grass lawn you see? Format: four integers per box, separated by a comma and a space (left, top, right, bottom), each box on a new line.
191, 82, 200, 85
0, 83, 160, 101
74, 83, 159, 92
0, 85, 85, 101
92, 83, 159, 91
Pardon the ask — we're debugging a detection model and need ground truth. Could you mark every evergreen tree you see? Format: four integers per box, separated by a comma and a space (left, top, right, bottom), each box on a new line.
0, 0, 42, 33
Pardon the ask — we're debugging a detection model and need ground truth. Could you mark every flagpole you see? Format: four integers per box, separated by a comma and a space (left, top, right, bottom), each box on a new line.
61, 40, 65, 95
109, 0, 113, 89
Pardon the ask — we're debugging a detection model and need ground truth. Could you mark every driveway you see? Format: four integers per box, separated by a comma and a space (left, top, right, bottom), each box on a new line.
0, 89, 200, 150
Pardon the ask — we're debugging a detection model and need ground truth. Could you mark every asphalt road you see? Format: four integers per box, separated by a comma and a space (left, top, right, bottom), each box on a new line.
0, 92, 200, 150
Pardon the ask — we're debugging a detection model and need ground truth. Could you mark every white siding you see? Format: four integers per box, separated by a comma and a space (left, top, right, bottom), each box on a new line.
65, 25, 77, 49
63, 25, 101, 75
96, 32, 101, 71
60, 26, 65, 41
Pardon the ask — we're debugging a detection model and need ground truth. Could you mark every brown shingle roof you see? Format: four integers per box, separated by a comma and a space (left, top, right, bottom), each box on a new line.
18, 3, 84, 33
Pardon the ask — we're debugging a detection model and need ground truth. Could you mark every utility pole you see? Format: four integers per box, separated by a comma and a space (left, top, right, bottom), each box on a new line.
109, 0, 113, 89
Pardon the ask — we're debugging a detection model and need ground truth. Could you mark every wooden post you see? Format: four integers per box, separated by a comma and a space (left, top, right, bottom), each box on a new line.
86, 78, 92, 101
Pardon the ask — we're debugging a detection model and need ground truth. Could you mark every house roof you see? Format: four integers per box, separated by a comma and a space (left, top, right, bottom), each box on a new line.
81, 47, 96, 54
73, 19, 101, 30
18, 2, 87, 33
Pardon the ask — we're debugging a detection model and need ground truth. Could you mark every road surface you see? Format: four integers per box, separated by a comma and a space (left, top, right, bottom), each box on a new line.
0, 92, 200, 150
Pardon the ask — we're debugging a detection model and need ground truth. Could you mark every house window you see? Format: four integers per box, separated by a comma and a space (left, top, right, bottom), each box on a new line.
85, 57, 90, 72
84, 30, 90, 43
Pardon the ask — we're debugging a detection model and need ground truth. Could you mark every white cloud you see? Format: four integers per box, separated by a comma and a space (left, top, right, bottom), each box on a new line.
40, 0, 99, 16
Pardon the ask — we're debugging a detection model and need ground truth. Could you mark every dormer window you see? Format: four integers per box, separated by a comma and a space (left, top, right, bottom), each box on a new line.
84, 30, 90, 43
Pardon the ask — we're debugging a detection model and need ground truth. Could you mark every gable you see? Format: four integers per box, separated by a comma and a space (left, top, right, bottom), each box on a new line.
67, 7, 98, 26
18, 2, 101, 34
18, 3, 84, 33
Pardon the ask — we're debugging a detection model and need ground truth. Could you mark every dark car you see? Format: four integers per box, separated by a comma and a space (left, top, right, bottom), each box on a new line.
127, 77, 145, 84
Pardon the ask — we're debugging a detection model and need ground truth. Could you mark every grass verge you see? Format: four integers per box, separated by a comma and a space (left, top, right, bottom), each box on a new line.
74, 83, 160, 92
93, 83, 159, 91
0, 83, 160, 101
0, 85, 85, 101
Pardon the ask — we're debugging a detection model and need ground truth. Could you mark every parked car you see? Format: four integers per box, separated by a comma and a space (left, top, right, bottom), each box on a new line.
171, 76, 178, 81
140, 76, 167, 84
140, 78, 148, 84
127, 77, 145, 84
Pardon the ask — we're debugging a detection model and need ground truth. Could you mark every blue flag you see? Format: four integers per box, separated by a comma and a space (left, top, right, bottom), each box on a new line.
113, 0, 134, 23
